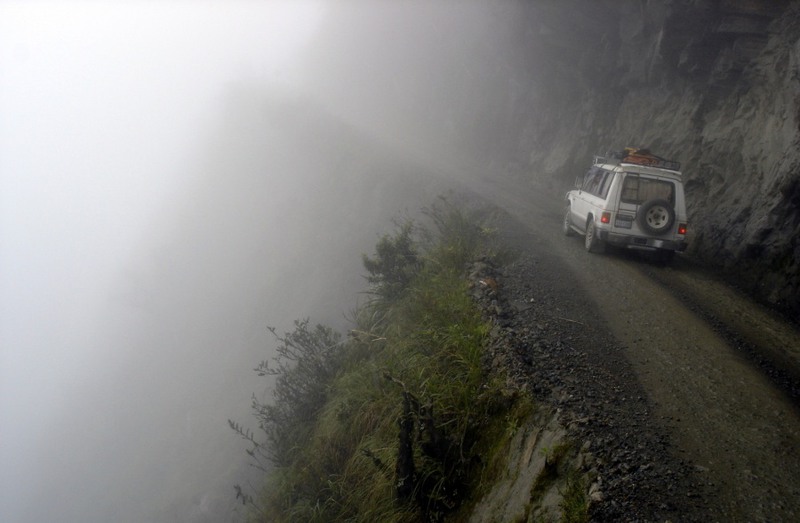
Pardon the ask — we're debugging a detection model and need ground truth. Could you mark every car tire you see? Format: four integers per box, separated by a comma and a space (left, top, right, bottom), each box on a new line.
563, 206, 575, 236
585, 218, 605, 253
637, 199, 675, 235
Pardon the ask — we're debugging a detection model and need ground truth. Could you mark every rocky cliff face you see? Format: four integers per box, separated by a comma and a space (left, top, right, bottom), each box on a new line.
299, 1, 799, 318
509, 0, 800, 317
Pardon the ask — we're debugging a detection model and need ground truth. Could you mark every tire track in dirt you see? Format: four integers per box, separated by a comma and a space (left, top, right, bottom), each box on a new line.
468, 174, 800, 521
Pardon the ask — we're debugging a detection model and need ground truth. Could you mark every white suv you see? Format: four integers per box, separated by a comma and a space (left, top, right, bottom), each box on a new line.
563, 149, 688, 261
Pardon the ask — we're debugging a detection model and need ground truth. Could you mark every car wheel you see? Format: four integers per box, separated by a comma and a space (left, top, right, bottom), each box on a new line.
585, 218, 605, 253
563, 206, 575, 236
637, 199, 675, 235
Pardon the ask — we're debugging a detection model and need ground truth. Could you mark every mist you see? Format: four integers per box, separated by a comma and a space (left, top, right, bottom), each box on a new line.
0, 1, 522, 521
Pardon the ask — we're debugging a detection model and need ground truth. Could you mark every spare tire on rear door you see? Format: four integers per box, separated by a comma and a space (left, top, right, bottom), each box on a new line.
637, 199, 675, 235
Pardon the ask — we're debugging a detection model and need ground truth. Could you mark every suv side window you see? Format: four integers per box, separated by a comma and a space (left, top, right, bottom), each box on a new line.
581, 166, 601, 194
620, 174, 675, 205
597, 170, 615, 199
582, 167, 613, 199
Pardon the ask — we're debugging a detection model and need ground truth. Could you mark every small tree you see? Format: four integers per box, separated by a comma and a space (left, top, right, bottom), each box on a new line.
362, 221, 420, 301
231, 319, 343, 469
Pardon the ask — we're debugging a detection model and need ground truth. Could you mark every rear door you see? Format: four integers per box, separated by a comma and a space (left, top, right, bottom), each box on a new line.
613, 173, 676, 236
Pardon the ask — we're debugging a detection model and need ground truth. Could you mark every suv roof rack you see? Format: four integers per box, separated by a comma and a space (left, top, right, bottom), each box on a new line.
594, 148, 681, 172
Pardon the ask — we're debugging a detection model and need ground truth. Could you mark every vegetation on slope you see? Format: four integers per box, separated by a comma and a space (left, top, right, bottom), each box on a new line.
230, 197, 541, 522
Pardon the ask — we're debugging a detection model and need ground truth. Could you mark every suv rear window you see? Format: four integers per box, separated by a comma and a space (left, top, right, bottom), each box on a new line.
620, 174, 674, 205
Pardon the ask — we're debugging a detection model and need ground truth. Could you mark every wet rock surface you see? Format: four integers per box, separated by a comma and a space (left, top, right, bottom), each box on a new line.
500, 1, 800, 318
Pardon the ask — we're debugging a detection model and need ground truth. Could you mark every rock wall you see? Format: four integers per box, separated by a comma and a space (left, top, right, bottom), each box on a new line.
298, 1, 799, 317
509, 0, 800, 318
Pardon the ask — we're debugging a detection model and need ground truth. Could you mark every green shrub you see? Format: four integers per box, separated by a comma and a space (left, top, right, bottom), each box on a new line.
233, 196, 526, 522
362, 221, 420, 301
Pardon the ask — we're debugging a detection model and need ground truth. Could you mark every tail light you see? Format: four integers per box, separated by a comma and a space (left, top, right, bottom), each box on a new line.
678, 223, 688, 235
601, 212, 611, 224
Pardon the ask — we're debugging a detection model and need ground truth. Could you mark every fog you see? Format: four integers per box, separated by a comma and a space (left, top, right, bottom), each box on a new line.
0, 1, 521, 521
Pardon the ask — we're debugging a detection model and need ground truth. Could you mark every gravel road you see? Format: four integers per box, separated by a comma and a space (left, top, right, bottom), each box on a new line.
468, 175, 800, 522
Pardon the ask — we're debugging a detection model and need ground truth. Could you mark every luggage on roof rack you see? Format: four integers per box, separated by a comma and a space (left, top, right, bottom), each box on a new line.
595, 147, 681, 171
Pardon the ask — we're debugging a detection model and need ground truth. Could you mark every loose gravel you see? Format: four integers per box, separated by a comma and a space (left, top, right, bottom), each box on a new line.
469, 213, 711, 522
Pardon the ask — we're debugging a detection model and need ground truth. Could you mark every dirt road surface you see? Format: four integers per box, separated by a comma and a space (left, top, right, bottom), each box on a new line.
470, 174, 800, 522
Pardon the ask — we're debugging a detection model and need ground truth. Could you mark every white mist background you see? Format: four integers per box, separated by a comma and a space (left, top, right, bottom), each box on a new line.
0, 2, 330, 521
0, 0, 518, 520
